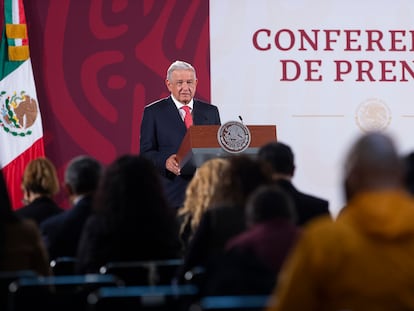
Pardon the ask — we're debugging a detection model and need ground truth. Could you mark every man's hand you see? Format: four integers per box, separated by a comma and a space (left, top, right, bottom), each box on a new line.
165, 154, 181, 176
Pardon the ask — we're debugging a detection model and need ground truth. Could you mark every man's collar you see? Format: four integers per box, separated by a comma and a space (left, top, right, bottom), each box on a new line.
170, 95, 194, 110
72, 194, 86, 206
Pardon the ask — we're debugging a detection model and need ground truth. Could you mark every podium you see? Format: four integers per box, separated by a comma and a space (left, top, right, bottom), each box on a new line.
176, 124, 277, 175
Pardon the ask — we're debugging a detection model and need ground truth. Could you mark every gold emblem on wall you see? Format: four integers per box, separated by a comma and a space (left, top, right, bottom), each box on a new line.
355, 98, 391, 132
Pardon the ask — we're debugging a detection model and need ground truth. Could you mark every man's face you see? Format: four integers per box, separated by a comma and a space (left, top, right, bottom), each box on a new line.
166, 69, 198, 105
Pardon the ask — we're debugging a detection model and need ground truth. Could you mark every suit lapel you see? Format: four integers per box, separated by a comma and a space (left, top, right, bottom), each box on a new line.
166, 97, 187, 130
192, 100, 206, 125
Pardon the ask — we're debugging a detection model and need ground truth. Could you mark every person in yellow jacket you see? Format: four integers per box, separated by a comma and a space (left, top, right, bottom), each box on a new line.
267, 131, 414, 311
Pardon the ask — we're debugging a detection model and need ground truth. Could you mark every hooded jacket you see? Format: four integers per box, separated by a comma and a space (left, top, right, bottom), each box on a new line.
267, 190, 414, 311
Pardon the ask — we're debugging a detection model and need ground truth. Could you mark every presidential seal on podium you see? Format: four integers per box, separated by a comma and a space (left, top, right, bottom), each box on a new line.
217, 121, 251, 153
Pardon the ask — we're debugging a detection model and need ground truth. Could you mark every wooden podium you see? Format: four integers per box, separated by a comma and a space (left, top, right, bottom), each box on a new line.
176, 124, 277, 175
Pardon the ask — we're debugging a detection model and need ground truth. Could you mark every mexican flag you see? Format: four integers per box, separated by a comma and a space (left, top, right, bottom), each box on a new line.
0, 0, 44, 209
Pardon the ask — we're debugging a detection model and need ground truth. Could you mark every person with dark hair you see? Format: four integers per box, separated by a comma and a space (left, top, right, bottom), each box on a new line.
245, 185, 296, 223
140, 60, 221, 209
75, 155, 181, 274
40, 155, 103, 260
258, 142, 330, 226
201, 185, 301, 296
267, 132, 414, 311
227, 184, 300, 274
16, 157, 64, 226
0, 170, 50, 275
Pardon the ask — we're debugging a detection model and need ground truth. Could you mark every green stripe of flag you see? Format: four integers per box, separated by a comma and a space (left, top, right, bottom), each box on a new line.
4, 0, 13, 25
0, 0, 24, 81
5, 0, 15, 50
0, 29, 24, 81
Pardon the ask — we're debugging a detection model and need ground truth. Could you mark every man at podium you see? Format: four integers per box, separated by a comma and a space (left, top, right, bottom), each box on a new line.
140, 60, 221, 209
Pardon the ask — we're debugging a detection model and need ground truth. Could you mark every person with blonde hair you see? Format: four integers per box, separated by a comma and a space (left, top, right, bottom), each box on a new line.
16, 157, 63, 226
177, 157, 230, 251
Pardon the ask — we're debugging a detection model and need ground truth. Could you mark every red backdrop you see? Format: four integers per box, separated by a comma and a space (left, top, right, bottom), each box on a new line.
23, 0, 210, 207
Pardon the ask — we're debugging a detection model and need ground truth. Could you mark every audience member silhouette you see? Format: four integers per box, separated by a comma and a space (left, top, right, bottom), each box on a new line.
258, 142, 330, 226
176, 157, 230, 253
40, 155, 103, 260
75, 155, 181, 274
177, 155, 272, 282
0, 170, 50, 275
16, 157, 63, 226
267, 132, 414, 311
202, 184, 301, 296
227, 184, 301, 275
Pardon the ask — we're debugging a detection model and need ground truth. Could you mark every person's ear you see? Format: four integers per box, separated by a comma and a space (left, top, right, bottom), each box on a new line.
21, 188, 30, 205
165, 79, 173, 92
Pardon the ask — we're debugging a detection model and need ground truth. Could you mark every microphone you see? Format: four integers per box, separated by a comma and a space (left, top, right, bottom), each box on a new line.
238, 115, 243, 124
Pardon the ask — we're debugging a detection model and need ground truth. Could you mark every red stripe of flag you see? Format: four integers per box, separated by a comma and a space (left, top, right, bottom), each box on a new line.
2, 138, 45, 209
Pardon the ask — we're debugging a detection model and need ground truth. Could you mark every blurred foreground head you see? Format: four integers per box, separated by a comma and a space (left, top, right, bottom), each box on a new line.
343, 131, 404, 201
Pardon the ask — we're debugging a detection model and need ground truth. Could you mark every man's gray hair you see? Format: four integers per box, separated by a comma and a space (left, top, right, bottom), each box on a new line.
166, 60, 197, 81
64, 155, 103, 195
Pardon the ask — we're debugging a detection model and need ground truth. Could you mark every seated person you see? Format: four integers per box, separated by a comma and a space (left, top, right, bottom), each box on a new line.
0, 170, 50, 275
76, 155, 181, 274
41, 155, 103, 260
202, 185, 301, 296
16, 157, 63, 226
258, 142, 330, 226
267, 132, 414, 311
176, 158, 230, 253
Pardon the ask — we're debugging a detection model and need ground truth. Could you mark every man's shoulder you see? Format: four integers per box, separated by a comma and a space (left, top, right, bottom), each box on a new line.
276, 180, 328, 207
295, 192, 330, 225
15, 205, 32, 216
41, 201, 84, 227
288, 184, 328, 207
145, 97, 171, 109
298, 191, 329, 207
40, 211, 65, 231
302, 215, 338, 239
194, 99, 216, 109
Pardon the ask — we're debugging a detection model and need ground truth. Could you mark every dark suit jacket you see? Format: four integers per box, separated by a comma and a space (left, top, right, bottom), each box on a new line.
177, 204, 247, 281
40, 195, 93, 260
15, 196, 64, 226
275, 179, 330, 226
140, 96, 221, 209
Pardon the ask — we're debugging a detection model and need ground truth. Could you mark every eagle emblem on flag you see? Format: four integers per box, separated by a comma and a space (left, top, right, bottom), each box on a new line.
0, 90, 37, 136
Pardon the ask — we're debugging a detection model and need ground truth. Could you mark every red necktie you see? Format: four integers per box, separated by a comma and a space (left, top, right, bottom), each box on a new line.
181, 106, 193, 129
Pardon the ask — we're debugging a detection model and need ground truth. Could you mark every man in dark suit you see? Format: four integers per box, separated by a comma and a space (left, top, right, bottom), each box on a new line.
140, 60, 221, 209
258, 142, 330, 226
40, 155, 103, 260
